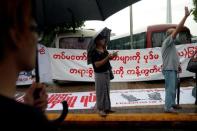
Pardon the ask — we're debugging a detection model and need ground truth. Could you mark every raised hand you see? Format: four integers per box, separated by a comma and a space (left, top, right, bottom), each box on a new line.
185, 6, 192, 17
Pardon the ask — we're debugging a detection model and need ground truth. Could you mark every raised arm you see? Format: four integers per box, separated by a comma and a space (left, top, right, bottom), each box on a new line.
171, 7, 192, 39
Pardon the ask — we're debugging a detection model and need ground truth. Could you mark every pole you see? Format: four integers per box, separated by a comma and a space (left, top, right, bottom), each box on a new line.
166, 0, 172, 23
130, 5, 133, 49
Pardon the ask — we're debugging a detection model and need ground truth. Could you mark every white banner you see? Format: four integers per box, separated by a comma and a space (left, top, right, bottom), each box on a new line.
16, 87, 195, 110
49, 43, 197, 82
16, 44, 52, 85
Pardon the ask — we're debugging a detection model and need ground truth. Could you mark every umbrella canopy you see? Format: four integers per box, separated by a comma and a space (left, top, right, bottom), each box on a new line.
87, 27, 111, 64
31, 0, 140, 124
33, 0, 140, 29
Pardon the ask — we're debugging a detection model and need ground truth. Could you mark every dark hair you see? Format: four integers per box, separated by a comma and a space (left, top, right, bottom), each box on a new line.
95, 34, 107, 46
0, 0, 31, 60
95, 34, 106, 41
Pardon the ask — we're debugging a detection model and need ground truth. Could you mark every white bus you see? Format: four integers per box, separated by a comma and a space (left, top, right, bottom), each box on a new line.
54, 29, 97, 49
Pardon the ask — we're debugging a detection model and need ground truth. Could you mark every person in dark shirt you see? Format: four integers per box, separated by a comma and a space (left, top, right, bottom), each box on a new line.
0, 0, 56, 130
91, 34, 117, 117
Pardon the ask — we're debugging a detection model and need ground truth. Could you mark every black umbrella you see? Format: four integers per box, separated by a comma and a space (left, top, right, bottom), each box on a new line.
33, 0, 140, 29
32, 0, 141, 79
87, 27, 111, 64
32, 0, 141, 124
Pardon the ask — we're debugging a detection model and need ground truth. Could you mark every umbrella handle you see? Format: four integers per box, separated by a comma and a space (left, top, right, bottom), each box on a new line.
35, 46, 68, 124
50, 101, 68, 125
35, 47, 40, 83
33, 46, 41, 99
67, 8, 76, 33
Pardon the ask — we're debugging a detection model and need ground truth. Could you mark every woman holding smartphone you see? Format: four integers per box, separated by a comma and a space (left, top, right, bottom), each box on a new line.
91, 34, 117, 117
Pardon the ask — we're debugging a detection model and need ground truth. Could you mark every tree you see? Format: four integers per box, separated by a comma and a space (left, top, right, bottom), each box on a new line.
40, 21, 84, 47
193, 0, 197, 22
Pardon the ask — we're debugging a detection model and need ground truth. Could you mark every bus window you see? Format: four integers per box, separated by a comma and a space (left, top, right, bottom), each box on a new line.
152, 31, 191, 47
108, 36, 131, 50
132, 32, 146, 49
192, 36, 197, 43
59, 37, 92, 49
151, 32, 166, 47
108, 32, 146, 50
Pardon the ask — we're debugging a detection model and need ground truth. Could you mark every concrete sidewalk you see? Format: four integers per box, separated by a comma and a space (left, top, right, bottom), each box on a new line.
17, 78, 197, 130
47, 104, 197, 130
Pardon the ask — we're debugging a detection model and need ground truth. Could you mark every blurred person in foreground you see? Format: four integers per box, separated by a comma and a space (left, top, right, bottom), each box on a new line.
0, 0, 56, 130
161, 7, 191, 113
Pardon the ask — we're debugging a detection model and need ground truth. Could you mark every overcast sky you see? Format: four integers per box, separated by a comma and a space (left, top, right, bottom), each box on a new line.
84, 0, 197, 36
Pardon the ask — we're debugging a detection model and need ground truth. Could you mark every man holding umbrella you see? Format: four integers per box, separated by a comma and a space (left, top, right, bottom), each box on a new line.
87, 28, 117, 116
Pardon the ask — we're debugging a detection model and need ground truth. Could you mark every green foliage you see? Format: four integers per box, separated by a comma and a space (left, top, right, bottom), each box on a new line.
193, 0, 197, 22
40, 21, 84, 47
